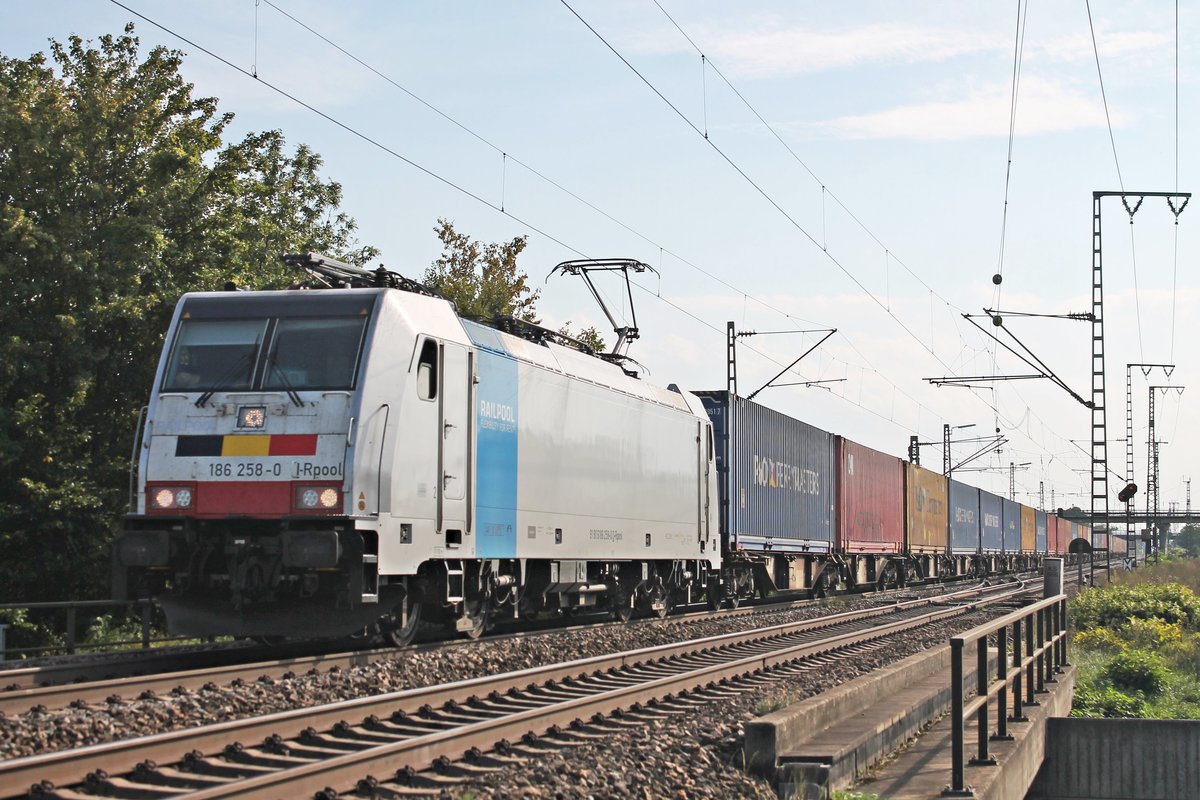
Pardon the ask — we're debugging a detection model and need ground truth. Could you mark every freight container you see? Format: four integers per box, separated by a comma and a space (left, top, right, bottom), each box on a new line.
979, 490, 1003, 553
1047, 514, 1063, 553
1035, 510, 1048, 553
948, 480, 980, 554
1021, 506, 1037, 553
837, 437, 904, 553
1055, 515, 1071, 553
1070, 521, 1089, 548
905, 463, 949, 553
1111, 530, 1128, 555
1002, 499, 1022, 553
696, 392, 835, 554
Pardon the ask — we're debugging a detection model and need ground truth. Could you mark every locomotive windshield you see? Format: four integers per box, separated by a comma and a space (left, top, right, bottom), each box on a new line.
163, 314, 369, 392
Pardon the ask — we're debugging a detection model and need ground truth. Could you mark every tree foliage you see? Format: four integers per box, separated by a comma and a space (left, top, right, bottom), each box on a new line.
1176, 524, 1200, 558
423, 218, 539, 322
0, 26, 372, 601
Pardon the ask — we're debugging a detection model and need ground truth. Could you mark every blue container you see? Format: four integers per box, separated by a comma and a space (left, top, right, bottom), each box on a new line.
948, 479, 980, 554
696, 391, 835, 553
979, 490, 1003, 553
1035, 510, 1048, 553
1001, 498, 1022, 553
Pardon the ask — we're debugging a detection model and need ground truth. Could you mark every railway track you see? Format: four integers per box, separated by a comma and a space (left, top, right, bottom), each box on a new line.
0, 580, 1034, 799
0, 577, 1000, 717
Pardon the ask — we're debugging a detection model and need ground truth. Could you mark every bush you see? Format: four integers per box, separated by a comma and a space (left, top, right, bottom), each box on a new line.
1122, 617, 1184, 650
0, 607, 64, 656
1073, 627, 1125, 653
1071, 582, 1200, 632
1104, 649, 1170, 696
1072, 684, 1146, 718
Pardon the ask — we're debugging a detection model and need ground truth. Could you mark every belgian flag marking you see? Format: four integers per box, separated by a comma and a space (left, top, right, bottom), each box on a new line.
175, 434, 318, 457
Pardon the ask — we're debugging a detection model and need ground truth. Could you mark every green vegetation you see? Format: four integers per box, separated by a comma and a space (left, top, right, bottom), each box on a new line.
0, 26, 590, 656
0, 26, 373, 612
1070, 564, 1200, 719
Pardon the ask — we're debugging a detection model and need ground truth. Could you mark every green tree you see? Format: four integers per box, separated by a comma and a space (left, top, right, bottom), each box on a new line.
1175, 524, 1200, 558
423, 218, 539, 322
0, 26, 373, 602
558, 322, 607, 353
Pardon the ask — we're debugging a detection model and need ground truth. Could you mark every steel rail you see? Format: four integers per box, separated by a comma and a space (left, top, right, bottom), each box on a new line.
183, 594, 993, 799
0, 579, 990, 714
0, 582, 1020, 797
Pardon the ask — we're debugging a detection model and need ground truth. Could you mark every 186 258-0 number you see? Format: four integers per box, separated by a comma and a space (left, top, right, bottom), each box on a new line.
208, 462, 282, 477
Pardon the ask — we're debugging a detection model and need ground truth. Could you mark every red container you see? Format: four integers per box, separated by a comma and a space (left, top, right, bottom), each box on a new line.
1047, 514, 1062, 553
1055, 516, 1072, 553
837, 437, 904, 553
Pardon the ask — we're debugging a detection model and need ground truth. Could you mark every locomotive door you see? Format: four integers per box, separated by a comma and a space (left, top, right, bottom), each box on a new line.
438, 343, 472, 533
698, 420, 711, 544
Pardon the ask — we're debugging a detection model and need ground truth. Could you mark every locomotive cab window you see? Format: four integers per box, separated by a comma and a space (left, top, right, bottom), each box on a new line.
416, 338, 438, 401
262, 317, 368, 391
162, 319, 265, 391
161, 307, 370, 393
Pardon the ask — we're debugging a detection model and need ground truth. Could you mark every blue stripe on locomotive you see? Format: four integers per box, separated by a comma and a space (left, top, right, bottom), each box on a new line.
468, 328, 518, 558
948, 479, 980, 553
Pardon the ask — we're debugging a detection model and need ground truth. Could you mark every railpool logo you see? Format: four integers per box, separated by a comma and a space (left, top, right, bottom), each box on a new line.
479, 399, 516, 431
753, 454, 820, 495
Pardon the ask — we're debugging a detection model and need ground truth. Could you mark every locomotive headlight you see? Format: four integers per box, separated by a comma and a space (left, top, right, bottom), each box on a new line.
149, 485, 195, 511
237, 405, 266, 429
154, 488, 175, 509
294, 484, 341, 513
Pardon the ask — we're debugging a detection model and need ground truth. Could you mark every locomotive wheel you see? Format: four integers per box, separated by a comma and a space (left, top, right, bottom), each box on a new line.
459, 600, 488, 640
610, 586, 635, 623
380, 598, 422, 647
652, 592, 670, 619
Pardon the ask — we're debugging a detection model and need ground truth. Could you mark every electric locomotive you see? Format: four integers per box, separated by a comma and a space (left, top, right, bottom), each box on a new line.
114, 255, 721, 643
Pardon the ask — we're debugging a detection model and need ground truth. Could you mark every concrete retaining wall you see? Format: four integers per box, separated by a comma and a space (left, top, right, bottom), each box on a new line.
1029, 718, 1200, 800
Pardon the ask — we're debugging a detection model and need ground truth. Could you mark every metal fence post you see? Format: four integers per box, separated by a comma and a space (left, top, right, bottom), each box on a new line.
950, 638, 966, 793
1026, 609, 1038, 704
1011, 618, 1026, 722
140, 602, 151, 649
66, 605, 76, 655
973, 637, 994, 765
994, 623, 1011, 740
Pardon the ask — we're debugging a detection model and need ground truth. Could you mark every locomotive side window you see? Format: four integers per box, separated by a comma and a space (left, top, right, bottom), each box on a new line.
263, 317, 368, 391
416, 339, 438, 400
163, 319, 265, 391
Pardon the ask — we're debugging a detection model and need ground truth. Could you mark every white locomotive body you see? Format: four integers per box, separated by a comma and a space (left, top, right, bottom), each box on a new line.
114, 263, 719, 641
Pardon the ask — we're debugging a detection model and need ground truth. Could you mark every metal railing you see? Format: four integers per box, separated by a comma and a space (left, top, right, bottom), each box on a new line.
944, 593, 1069, 796
0, 599, 173, 660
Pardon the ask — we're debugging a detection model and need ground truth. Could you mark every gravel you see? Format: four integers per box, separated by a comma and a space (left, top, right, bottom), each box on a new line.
0, 586, 989, 761
452, 610, 998, 800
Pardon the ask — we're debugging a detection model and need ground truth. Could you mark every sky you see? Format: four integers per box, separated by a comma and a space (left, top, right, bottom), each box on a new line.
5, 1, 1197, 516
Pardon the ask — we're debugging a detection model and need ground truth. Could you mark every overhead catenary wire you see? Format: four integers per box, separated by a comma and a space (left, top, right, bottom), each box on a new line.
583, 1, 1093, 477
261, 0, 1024, 442
107, 0, 1092, 494
1085, 0, 1145, 361
105, 0, 956, 439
